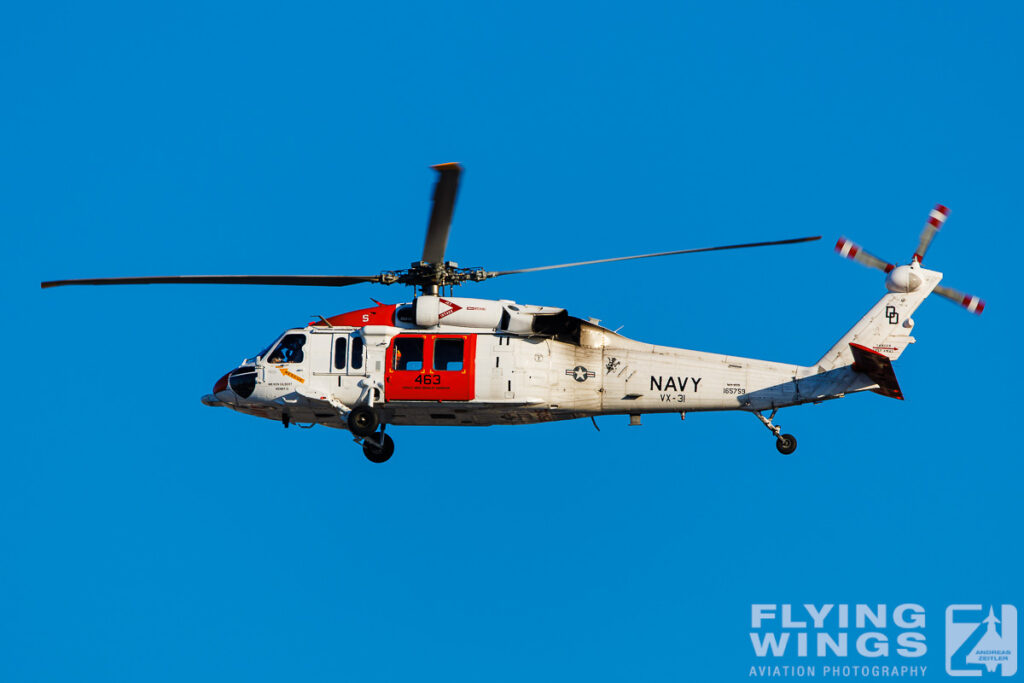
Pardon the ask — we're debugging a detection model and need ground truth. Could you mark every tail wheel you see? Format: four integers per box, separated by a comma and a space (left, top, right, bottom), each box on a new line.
776, 434, 797, 455
363, 434, 395, 463
347, 406, 379, 437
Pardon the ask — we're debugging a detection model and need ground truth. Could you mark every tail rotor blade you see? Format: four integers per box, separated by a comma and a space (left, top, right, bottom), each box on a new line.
421, 162, 462, 265
913, 204, 949, 264
933, 284, 985, 315
835, 237, 895, 273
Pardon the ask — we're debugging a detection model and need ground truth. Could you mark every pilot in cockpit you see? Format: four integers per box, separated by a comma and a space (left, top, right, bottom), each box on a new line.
266, 334, 305, 364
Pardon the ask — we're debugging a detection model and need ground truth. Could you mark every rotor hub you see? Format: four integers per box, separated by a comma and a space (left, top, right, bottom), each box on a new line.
885, 264, 923, 293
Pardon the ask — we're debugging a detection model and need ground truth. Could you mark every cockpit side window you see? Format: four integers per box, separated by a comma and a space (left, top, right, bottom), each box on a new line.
267, 334, 306, 364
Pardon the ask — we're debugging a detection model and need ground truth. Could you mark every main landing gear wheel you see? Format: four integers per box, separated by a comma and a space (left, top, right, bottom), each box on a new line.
775, 434, 797, 455
362, 433, 395, 463
755, 409, 798, 455
347, 406, 379, 437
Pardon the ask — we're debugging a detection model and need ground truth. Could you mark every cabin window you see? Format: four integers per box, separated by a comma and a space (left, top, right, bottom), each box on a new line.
393, 337, 423, 371
267, 334, 305, 364
351, 337, 364, 370
433, 338, 464, 371
334, 337, 347, 370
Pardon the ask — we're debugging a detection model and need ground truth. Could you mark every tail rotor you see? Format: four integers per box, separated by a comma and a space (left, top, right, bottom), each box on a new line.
835, 237, 895, 273
912, 204, 949, 264
835, 204, 985, 315
933, 284, 986, 315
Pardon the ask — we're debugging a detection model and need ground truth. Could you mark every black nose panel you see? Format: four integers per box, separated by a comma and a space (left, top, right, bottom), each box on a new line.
228, 366, 257, 398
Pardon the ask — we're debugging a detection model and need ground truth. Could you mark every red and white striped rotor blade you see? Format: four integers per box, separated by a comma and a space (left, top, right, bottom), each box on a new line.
835, 237, 895, 273
933, 284, 985, 315
913, 204, 949, 264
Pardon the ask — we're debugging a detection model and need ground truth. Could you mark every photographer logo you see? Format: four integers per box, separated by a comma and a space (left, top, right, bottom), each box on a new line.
946, 605, 1017, 677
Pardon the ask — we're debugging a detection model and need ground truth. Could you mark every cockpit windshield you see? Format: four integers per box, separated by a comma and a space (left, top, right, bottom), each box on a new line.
266, 333, 306, 364
253, 343, 274, 362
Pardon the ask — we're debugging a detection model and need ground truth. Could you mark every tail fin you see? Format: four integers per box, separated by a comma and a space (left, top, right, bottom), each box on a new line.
815, 266, 942, 371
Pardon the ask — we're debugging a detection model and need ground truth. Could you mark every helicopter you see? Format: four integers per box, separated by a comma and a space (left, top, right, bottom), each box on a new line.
41, 163, 984, 463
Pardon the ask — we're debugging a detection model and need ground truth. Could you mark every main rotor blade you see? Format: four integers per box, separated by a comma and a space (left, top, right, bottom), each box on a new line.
933, 284, 985, 315
489, 236, 821, 277
421, 162, 462, 265
41, 275, 382, 289
913, 204, 949, 264
835, 237, 895, 273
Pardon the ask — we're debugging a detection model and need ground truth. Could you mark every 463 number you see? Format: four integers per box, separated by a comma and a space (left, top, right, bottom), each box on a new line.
413, 374, 442, 385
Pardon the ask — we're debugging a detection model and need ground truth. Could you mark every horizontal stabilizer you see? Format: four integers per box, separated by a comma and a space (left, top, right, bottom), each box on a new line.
849, 343, 904, 400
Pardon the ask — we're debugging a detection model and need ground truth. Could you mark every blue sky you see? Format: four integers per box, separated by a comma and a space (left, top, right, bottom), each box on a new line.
3, 2, 1022, 681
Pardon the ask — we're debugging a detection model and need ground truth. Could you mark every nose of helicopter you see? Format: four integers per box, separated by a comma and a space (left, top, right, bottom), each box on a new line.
213, 371, 230, 395
201, 371, 235, 406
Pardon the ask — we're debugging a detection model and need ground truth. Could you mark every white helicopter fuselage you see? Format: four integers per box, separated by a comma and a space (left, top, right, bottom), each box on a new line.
203, 270, 940, 430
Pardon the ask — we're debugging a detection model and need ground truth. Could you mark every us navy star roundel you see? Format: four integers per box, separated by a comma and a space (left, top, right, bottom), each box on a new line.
566, 366, 596, 382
